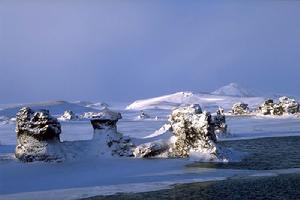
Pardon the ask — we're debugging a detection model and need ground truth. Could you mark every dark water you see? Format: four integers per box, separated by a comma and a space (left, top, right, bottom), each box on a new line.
86, 173, 300, 200
85, 136, 300, 200
188, 136, 300, 170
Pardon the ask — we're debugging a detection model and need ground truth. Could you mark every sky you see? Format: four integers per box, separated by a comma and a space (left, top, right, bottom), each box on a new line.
0, 0, 299, 104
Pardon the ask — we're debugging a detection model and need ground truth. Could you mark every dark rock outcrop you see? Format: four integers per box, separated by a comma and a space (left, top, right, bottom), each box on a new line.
213, 107, 228, 134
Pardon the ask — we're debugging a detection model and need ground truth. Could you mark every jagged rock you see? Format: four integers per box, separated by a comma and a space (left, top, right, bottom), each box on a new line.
176, 103, 202, 114
90, 108, 122, 130
231, 102, 249, 115
258, 97, 299, 115
133, 142, 170, 158
90, 108, 134, 157
15, 107, 63, 162
134, 104, 230, 161
278, 96, 299, 114
58, 110, 78, 121
170, 109, 216, 157
213, 107, 227, 134
259, 99, 284, 115
14, 107, 135, 161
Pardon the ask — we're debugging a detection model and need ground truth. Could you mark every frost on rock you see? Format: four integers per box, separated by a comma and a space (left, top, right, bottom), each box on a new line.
258, 99, 284, 115
134, 104, 233, 162
90, 108, 135, 157
14, 107, 135, 162
278, 96, 299, 114
258, 97, 299, 115
231, 102, 249, 115
213, 107, 228, 134
15, 107, 63, 162
58, 110, 78, 121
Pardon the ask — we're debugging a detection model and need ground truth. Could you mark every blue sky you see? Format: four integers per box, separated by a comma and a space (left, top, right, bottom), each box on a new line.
0, 0, 299, 103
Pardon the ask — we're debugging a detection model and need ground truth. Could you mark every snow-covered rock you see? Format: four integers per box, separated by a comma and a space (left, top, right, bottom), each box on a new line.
213, 107, 227, 134
211, 83, 255, 97
258, 99, 284, 115
90, 109, 134, 157
90, 108, 121, 131
258, 97, 299, 115
231, 102, 250, 115
278, 96, 299, 114
15, 107, 63, 162
14, 107, 135, 162
58, 110, 78, 121
134, 105, 233, 162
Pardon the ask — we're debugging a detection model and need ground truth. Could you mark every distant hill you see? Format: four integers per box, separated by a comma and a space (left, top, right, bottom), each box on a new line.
126, 91, 264, 111
211, 83, 255, 97
0, 100, 98, 118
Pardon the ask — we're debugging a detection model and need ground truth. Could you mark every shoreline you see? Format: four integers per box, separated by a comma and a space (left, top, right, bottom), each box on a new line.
85, 172, 300, 200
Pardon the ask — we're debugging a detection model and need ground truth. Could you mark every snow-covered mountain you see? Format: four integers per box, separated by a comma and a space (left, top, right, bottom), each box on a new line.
211, 83, 255, 97
0, 100, 99, 118
126, 91, 264, 111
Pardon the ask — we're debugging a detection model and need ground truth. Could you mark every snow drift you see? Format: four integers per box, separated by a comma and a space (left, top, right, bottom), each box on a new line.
126, 91, 264, 111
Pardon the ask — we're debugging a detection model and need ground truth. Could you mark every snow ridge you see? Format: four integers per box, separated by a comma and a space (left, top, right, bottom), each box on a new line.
211, 83, 254, 97
126, 91, 264, 111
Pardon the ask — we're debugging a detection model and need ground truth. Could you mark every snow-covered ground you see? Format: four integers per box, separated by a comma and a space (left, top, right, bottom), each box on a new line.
125, 83, 298, 112
0, 101, 100, 118
1, 86, 300, 200
126, 91, 264, 111
1, 106, 300, 199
